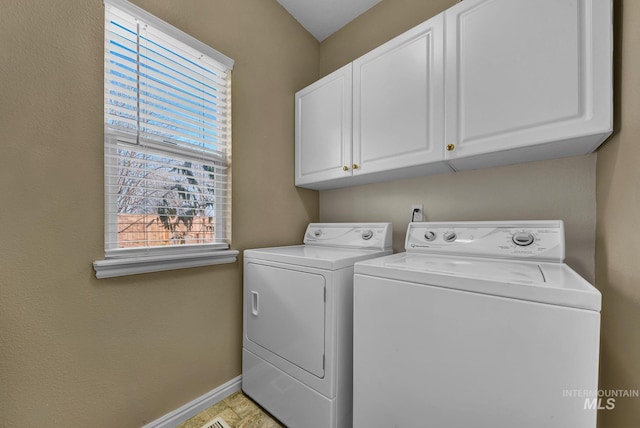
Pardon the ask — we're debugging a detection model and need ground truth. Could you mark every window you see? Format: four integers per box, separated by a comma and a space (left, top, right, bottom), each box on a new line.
94, 0, 237, 278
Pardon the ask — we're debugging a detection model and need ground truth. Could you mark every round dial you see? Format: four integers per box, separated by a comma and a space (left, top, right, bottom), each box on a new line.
313, 229, 322, 237
443, 231, 457, 242
361, 230, 373, 240
424, 231, 436, 242
512, 232, 535, 246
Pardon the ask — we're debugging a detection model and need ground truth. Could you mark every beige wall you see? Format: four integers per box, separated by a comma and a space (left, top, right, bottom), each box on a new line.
2, 0, 638, 427
319, 0, 457, 77
595, 1, 640, 426
0, 1, 318, 426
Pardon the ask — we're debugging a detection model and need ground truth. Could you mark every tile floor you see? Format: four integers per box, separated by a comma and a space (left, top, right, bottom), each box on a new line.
176, 391, 283, 428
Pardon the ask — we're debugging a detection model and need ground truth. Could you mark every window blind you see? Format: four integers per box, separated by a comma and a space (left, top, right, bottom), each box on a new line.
104, 0, 233, 254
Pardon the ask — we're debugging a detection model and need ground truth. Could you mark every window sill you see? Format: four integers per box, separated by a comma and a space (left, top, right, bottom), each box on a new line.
93, 249, 239, 279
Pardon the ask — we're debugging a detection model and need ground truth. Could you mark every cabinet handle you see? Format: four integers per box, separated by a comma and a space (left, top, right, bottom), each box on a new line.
446, 144, 456, 151
352, 163, 359, 169
343, 165, 349, 171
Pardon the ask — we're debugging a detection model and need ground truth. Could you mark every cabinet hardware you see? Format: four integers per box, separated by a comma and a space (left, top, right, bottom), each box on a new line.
352, 164, 359, 169
343, 165, 350, 171
446, 144, 455, 151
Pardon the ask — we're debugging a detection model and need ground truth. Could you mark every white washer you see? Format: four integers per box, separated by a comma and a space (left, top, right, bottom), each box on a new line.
243, 223, 392, 428
353, 220, 601, 428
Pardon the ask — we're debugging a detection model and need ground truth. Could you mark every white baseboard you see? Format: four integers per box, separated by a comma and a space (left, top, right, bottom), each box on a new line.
142, 375, 242, 428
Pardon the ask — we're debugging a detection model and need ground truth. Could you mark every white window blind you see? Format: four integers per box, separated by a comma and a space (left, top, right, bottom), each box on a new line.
103, 0, 233, 259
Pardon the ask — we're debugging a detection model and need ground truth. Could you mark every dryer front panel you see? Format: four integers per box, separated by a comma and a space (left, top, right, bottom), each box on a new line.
245, 262, 326, 378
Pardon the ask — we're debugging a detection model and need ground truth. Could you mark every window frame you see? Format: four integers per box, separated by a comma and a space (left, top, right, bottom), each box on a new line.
94, 0, 237, 279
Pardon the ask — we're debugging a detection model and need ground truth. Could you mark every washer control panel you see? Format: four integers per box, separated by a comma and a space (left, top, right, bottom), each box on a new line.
405, 221, 565, 261
304, 223, 392, 250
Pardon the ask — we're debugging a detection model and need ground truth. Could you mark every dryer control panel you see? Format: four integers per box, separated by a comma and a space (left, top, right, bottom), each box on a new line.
304, 223, 392, 250
405, 220, 565, 262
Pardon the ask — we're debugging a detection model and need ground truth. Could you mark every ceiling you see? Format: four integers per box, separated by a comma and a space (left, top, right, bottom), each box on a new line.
276, 0, 383, 42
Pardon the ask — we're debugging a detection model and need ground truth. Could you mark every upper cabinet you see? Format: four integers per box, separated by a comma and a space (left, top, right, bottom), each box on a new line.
295, 15, 451, 190
444, 0, 613, 170
295, 0, 612, 190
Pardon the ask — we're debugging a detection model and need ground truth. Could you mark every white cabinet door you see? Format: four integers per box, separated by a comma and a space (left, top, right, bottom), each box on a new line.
444, 0, 612, 169
353, 14, 447, 176
295, 64, 352, 187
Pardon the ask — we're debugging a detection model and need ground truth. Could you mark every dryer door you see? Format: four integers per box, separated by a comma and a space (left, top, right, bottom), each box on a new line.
245, 262, 326, 378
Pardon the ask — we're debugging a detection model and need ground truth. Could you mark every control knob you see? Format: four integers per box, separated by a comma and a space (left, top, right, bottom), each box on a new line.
362, 230, 373, 240
424, 231, 436, 242
512, 232, 535, 246
443, 231, 457, 242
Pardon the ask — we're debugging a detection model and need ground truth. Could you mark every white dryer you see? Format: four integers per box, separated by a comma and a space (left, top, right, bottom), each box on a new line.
243, 223, 392, 428
353, 220, 601, 428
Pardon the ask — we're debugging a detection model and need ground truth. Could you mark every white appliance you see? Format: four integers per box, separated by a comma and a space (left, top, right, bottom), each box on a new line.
353, 220, 601, 428
243, 223, 393, 428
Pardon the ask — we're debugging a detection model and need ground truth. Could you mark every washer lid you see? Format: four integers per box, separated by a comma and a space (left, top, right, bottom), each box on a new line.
389, 255, 546, 283
245, 245, 392, 270
355, 253, 601, 311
